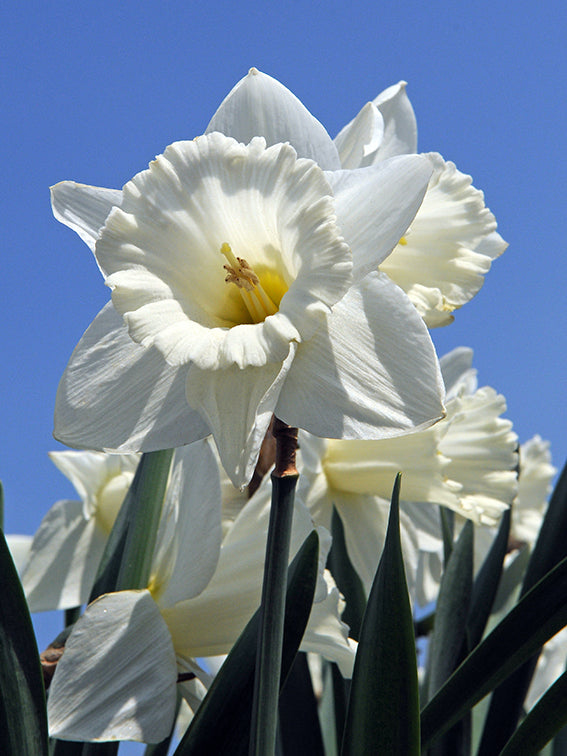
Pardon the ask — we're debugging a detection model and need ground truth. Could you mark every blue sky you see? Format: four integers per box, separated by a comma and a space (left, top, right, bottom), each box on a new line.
2, 0, 566, 665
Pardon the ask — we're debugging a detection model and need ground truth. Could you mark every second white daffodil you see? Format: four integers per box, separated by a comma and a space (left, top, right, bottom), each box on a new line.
52, 71, 446, 488
299, 347, 518, 595
336, 81, 508, 327
47, 445, 356, 743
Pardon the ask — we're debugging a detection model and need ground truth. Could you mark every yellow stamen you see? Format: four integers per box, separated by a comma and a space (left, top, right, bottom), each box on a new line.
221, 242, 278, 323
398, 236, 408, 246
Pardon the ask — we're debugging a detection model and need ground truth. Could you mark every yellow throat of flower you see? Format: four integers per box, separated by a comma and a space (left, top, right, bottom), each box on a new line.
221, 242, 280, 324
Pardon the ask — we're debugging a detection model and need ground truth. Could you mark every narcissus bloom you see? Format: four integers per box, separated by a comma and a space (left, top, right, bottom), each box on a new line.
335, 82, 508, 326
22, 442, 222, 612
299, 347, 518, 594
52, 70, 445, 487
47, 453, 356, 743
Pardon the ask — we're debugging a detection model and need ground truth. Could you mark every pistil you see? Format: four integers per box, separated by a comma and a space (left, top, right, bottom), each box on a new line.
221, 242, 278, 323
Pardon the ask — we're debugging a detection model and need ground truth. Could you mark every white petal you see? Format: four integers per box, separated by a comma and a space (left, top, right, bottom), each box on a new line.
22, 500, 106, 611
327, 154, 433, 281
441, 387, 518, 525
334, 102, 384, 169
51, 181, 122, 253
513, 436, 556, 545
5, 535, 32, 575
185, 344, 297, 488
526, 627, 567, 710
97, 133, 351, 371
333, 491, 419, 598
301, 571, 357, 678
380, 153, 508, 326
276, 272, 445, 440
322, 429, 452, 507
151, 439, 223, 607
54, 302, 210, 452
415, 549, 443, 607
206, 68, 341, 170
401, 501, 444, 553
162, 481, 319, 658
372, 81, 418, 159
48, 590, 178, 743
439, 346, 478, 398
48, 450, 138, 519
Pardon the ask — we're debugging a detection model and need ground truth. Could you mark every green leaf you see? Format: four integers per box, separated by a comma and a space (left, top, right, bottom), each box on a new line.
89, 449, 173, 599
552, 720, 567, 754
328, 507, 367, 641
500, 668, 567, 755
478, 458, 567, 754
174, 529, 320, 756
425, 520, 473, 756
342, 474, 420, 756
0, 529, 48, 755
467, 508, 511, 649
427, 520, 473, 701
440, 506, 455, 565
421, 552, 567, 749
278, 653, 325, 756
524, 458, 567, 592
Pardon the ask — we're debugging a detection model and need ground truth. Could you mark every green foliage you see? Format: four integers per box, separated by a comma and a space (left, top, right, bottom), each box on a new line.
479, 458, 567, 754
174, 529, 319, 755
0, 529, 48, 756
421, 551, 567, 749
342, 474, 420, 756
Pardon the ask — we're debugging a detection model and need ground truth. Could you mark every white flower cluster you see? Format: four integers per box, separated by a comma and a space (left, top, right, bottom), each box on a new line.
14, 69, 542, 744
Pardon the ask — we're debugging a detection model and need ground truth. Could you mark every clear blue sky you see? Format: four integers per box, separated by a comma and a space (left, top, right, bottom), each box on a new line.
2, 0, 566, 665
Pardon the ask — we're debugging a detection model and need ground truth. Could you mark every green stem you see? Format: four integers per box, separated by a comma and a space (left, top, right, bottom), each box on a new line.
249, 419, 299, 756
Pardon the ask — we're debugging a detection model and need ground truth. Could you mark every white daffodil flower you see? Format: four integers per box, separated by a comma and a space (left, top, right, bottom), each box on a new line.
335, 82, 508, 327
47, 459, 356, 743
300, 346, 518, 596
52, 69, 445, 488
22, 441, 222, 612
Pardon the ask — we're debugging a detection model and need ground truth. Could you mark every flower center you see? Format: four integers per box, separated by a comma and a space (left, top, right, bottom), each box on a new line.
221, 242, 278, 324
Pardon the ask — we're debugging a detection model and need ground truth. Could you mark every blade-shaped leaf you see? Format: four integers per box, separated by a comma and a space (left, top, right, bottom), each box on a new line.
174, 529, 320, 756
425, 520, 473, 756
0, 529, 48, 755
427, 520, 473, 701
500, 668, 567, 755
278, 652, 325, 756
421, 552, 567, 749
342, 474, 420, 756
467, 508, 511, 649
439, 507, 455, 565
478, 458, 567, 754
